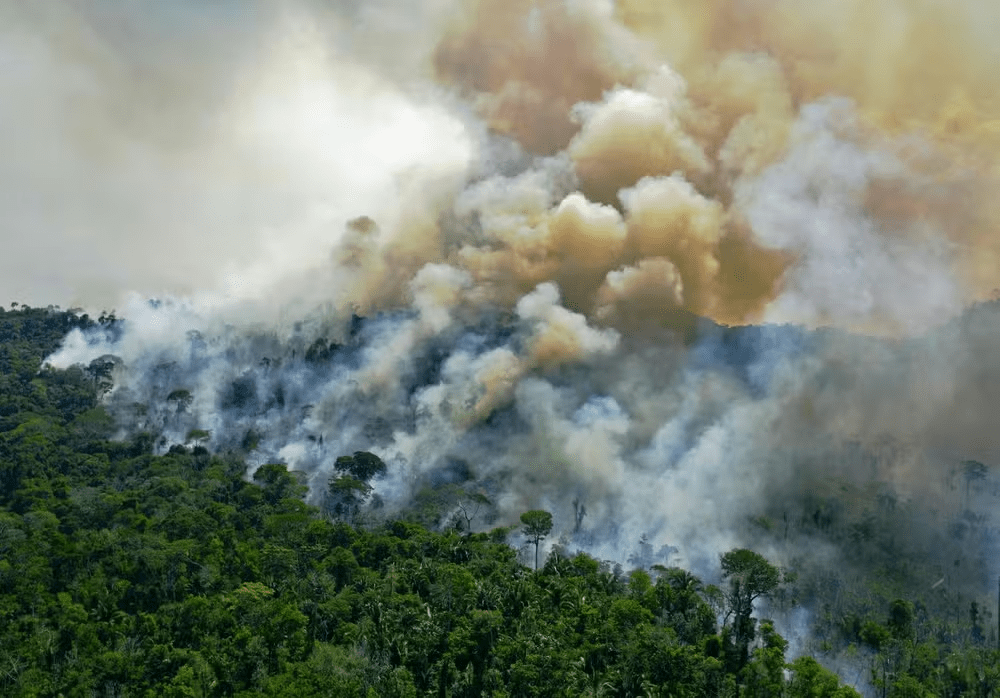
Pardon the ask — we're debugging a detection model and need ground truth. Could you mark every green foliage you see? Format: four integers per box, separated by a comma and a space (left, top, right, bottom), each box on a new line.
335, 451, 387, 482
788, 656, 861, 697
887, 599, 915, 642
720, 548, 783, 669
186, 429, 211, 443
520, 509, 553, 571
0, 307, 903, 696
742, 621, 788, 698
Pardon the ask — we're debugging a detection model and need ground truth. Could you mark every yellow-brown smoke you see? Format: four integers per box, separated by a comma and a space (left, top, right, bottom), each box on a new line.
372, 0, 996, 336
8, 0, 1000, 338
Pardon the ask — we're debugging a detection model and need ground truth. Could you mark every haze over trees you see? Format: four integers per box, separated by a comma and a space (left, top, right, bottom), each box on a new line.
3, 306, 1000, 696
0, 305, 897, 696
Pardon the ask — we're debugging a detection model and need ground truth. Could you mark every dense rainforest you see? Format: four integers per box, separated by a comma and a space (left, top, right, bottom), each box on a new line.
0, 305, 997, 697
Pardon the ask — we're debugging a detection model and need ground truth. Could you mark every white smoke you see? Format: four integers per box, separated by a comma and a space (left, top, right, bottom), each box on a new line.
738, 100, 962, 334
26, 0, 1000, 621
0, 1, 473, 308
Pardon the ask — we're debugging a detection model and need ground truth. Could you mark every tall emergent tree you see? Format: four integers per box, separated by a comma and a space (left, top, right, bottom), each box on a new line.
720, 548, 782, 668
325, 451, 387, 522
520, 509, 553, 570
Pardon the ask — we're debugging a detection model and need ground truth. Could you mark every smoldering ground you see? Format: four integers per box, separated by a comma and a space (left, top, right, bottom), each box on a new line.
25, 0, 1000, 638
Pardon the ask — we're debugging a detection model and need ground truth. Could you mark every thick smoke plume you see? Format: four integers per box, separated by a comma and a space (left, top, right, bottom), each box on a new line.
24, 0, 1000, 610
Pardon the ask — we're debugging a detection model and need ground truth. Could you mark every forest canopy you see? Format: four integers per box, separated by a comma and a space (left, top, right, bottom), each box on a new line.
0, 306, 996, 696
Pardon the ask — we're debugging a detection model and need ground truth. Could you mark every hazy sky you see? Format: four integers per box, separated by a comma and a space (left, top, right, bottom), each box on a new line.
5, 0, 1000, 337
0, 1, 472, 309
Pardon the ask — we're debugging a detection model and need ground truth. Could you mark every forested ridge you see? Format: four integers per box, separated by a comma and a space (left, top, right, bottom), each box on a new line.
0, 305, 996, 696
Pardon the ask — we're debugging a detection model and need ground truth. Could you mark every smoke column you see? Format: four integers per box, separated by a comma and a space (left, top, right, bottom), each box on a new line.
22, 0, 1000, 601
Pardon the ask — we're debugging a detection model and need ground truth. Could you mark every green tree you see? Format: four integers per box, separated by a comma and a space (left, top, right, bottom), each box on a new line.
742, 621, 787, 698
335, 452, 387, 482
887, 599, 915, 643
326, 453, 387, 523
326, 475, 373, 523
520, 510, 553, 571
788, 656, 861, 697
720, 548, 782, 669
